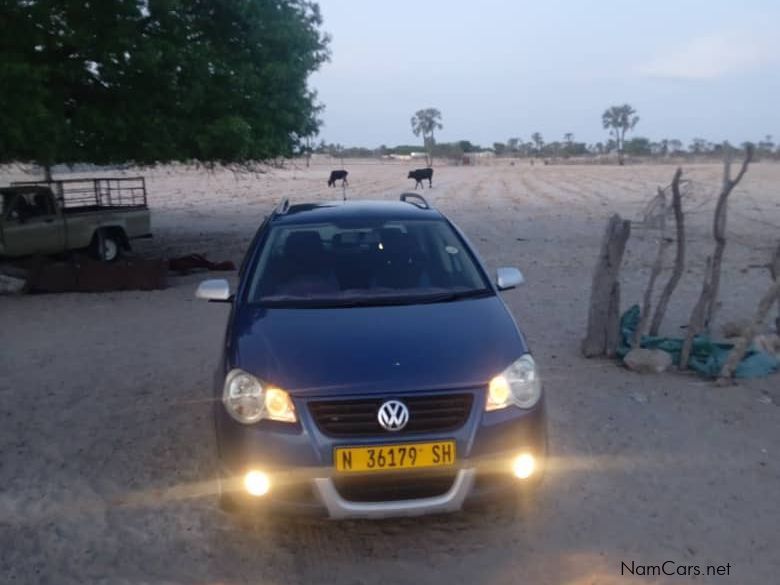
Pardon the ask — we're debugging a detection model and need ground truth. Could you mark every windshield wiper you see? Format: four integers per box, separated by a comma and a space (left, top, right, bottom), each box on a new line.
258, 289, 493, 308
413, 289, 493, 304
260, 297, 395, 308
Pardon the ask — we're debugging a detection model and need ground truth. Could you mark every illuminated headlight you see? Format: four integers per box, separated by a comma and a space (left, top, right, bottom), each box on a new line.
486, 354, 541, 411
223, 369, 297, 424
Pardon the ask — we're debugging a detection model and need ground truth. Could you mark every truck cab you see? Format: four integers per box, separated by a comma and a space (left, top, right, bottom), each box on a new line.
1, 186, 66, 256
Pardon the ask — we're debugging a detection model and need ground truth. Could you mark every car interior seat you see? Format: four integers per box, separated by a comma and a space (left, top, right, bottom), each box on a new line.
373, 228, 427, 289
274, 230, 338, 295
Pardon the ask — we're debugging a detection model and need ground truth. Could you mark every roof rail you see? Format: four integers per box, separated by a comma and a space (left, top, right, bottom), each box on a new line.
273, 197, 290, 216
400, 192, 430, 209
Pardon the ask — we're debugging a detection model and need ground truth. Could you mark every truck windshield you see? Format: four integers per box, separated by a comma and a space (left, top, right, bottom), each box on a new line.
246, 219, 492, 307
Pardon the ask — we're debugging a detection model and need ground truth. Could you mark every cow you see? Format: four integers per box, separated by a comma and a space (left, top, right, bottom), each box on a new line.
408, 167, 433, 189
327, 170, 348, 187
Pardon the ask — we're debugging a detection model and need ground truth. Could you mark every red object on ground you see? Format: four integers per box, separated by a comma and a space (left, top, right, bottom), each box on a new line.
167, 254, 236, 274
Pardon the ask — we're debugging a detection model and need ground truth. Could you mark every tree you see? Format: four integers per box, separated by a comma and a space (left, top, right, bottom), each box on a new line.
493, 142, 507, 156
564, 133, 574, 146
758, 135, 775, 157
531, 132, 544, 155
410, 108, 443, 166
546, 141, 562, 158
431, 141, 465, 160
0, 0, 330, 177
301, 136, 314, 167
601, 104, 639, 165
624, 137, 651, 156
457, 140, 477, 153
689, 138, 709, 155
507, 137, 520, 153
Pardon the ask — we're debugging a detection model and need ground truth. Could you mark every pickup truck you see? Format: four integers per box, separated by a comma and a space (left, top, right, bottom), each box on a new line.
0, 177, 152, 262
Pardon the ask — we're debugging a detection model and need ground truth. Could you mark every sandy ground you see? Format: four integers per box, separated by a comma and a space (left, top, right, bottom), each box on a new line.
1, 160, 779, 585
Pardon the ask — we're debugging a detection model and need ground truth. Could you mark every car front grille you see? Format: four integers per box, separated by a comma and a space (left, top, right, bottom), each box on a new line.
308, 393, 474, 437
332, 471, 457, 502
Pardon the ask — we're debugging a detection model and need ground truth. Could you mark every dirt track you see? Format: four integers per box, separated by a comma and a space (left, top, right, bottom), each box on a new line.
1, 161, 779, 584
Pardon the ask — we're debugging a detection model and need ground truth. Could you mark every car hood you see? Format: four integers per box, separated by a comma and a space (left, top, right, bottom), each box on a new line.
229, 296, 528, 397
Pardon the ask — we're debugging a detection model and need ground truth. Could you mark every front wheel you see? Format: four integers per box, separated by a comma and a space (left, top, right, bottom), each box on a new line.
90, 231, 122, 262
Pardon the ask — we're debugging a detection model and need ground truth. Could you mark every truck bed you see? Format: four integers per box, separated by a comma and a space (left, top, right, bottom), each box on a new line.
12, 177, 148, 210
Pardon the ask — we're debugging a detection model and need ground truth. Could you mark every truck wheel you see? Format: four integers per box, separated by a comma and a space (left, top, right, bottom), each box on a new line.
91, 231, 121, 262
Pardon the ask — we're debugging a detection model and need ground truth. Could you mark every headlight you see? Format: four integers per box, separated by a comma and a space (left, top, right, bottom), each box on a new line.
223, 369, 297, 424
486, 354, 541, 411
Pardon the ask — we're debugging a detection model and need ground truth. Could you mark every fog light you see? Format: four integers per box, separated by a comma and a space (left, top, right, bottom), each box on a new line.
244, 470, 271, 496
512, 453, 536, 479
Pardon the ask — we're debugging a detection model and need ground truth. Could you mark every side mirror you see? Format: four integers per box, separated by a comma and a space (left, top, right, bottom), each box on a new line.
196, 279, 231, 302
496, 267, 525, 291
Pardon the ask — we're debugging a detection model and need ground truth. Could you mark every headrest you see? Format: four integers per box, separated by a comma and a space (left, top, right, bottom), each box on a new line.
284, 231, 324, 257
378, 228, 408, 252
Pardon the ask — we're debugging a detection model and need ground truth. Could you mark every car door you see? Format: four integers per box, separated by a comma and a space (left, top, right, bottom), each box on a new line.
1, 189, 66, 256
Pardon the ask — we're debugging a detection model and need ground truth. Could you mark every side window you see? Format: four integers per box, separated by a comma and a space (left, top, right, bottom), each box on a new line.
30, 191, 55, 216
2, 191, 55, 221
4, 194, 30, 222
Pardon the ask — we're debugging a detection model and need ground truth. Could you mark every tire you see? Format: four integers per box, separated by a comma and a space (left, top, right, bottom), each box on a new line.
91, 230, 122, 262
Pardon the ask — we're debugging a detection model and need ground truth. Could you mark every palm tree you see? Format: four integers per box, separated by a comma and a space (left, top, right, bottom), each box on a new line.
601, 104, 639, 165
410, 108, 443, 166
531, 132, 544, 156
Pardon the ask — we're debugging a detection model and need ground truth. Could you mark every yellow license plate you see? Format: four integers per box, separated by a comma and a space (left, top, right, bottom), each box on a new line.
334, 441, 456, 473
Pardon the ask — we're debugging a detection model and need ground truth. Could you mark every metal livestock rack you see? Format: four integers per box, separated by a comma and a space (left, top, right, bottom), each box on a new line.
11, 177, 148, 209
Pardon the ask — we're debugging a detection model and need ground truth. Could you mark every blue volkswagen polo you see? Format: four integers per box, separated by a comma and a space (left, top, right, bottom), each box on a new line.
197, 193, 547, 519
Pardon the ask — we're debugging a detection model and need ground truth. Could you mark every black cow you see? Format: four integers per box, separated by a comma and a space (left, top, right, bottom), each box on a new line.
408, 167, 433, 189
327, 170, 348, 187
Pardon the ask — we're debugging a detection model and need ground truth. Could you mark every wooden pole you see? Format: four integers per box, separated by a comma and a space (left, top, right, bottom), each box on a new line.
769, 243, 780, 334
634, 187, 671, 347
717, 280, 780, 384
582, 214, 631, 358
679, 257, 713, 370
649, 168, 685, 335
703, 144, 754, 327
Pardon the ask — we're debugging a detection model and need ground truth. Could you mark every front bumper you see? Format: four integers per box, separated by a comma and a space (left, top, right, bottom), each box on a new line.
313, 469, 476, 519
215, 389, 547, 519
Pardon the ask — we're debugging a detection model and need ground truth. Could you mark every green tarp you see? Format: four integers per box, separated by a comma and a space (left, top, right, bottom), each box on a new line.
618, 305, 779, 379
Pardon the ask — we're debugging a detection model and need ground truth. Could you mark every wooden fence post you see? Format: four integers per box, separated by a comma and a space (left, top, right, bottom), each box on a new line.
582, 214, 631, 358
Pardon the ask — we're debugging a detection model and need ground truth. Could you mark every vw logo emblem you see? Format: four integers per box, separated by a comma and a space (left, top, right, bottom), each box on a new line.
377, 400, 409, 432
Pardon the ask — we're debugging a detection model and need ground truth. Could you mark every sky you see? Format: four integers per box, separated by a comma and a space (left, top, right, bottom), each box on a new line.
309, 0, 780, 148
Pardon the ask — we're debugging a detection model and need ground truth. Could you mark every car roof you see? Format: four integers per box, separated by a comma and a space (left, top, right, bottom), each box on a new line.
270, 200, 444, 225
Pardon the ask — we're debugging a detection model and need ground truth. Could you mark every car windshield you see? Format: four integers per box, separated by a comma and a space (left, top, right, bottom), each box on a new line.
246, 219, 491, 307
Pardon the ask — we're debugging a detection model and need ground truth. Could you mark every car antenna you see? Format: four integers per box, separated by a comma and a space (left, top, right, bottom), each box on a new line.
342, 182, 347, 201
